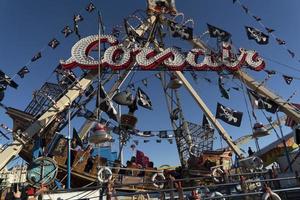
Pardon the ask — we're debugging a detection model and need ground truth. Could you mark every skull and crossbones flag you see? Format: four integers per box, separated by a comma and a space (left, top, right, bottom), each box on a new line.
245, 26, 269, 45
0, 70, 18, 89
147, 0, 177, 15
97, 85, 118, 121
216, 103, 243, 127
86, 2, 95, 13
48, 38, 60, 49
207, 24, 231, 42
169, 21, 193, 40
61, 26, 73, 37
247, 89, 279, 113
17, 66, 30, 78
73, 15, 83, 40
136, 87, 153, 110
31, 52, 42, 62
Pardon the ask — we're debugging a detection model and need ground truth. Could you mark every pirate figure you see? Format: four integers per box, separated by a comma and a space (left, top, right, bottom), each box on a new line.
147, 0, 177, 15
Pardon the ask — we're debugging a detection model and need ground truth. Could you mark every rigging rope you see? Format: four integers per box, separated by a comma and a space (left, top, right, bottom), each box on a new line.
238, 69, 262, 151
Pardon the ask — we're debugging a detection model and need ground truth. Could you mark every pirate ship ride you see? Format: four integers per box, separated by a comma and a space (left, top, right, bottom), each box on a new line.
1, 0, 300, 199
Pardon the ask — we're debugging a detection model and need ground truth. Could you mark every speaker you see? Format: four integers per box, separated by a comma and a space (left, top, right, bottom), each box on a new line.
294, 128, 300, 145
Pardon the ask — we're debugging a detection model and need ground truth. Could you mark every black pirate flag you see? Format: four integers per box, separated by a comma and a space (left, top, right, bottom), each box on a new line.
265, 27, 275, 33
48, 38, 60, 49
61, 26, 73, 37
142, 79, 148, 87
31, 52, 41, 62
216, 103, 243, 127
253, 16, 261, 21
283, 75, 293, 85
202, 114, 212, 129
264, 70, 276, 75
158, 131, 168, 138
207, 24, 231, 42
287, 49, 295, 58
17, 66, 30, 78
73, 14, 83, 23
232, 87, 240, 91
241, 5, 249, 13
73, 128, 83, 147
142, 131, 153, 137
276, 38, 286, 45
169, 21, 193, 40
247, 89, 279, 113
218, 76, 229, 99
97, 85, 118, 121
73, 15, 82, 40
204, 77, 212, 83
0, 87, 5, 102
86, 2, 95, 13
0, 70, 18, 89
245, 26, 269, 45
136, 87, 153, 110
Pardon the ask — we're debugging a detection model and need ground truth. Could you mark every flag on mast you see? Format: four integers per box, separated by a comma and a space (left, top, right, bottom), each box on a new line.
216, 103, 243, 127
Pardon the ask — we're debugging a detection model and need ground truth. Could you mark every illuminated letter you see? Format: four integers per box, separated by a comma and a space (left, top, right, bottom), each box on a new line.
60, 34, 118, 70
103, 45, 132, 70
136, 47, 185, 70
244, 50, 265, 71
186, 49, 222, 71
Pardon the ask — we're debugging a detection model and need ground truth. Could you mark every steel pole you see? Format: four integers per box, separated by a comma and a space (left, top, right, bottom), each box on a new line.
67, 107, 72, 189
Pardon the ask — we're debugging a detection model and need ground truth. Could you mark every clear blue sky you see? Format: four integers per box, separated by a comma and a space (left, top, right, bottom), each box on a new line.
1, 0, 300, 167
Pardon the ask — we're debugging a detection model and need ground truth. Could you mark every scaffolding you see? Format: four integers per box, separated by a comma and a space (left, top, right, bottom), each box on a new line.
24, 82, 66, 117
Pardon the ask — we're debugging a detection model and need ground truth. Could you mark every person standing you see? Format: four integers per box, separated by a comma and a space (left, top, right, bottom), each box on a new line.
248, 147, 254, 157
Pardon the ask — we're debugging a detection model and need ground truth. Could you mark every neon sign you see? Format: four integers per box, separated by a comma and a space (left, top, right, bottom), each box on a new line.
60, 34, 265, 71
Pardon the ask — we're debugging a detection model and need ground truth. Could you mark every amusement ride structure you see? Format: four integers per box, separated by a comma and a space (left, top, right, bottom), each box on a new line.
1, 0, 300, 199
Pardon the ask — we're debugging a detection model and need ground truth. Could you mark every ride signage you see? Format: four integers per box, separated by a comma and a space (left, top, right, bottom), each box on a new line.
60, 34, 265, 71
